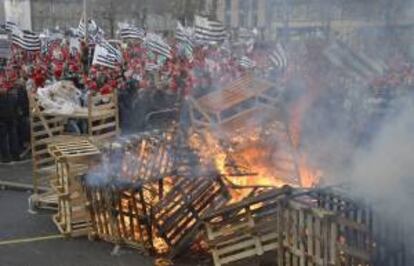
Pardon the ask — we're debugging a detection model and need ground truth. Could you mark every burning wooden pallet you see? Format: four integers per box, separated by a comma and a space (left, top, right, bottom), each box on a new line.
202, 186, 406, 266
83, 131, 230, 257
152, 174, 230, 257
85, 181, 157, 252
85, 174, 230, 257
98, 130, 176, 182
84, 129, 179, 246
188, 74, 302, 187
49, 139, 101, 237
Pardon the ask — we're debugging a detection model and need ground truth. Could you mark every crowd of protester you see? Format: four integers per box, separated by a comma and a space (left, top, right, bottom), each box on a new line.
0, 34, 278, 163
3, 30, 409, 165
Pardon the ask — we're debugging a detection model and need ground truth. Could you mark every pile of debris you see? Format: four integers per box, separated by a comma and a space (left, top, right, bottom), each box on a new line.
77, 131, 406, 265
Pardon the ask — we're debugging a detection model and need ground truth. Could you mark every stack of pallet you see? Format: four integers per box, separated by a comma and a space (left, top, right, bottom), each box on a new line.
85, 174, 229, 256
28, 89, 119, 210
202, 186, 406, 266
188, 74, 301, 187
83, 133, 230, 257
48, 139, 101, 237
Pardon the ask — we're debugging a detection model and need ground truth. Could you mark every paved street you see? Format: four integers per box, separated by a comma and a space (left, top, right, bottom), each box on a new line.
0, 162, 213, 266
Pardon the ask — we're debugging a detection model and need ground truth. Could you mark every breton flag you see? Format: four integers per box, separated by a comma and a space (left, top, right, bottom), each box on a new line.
238, 56, 256, 69
268, 43, 287, 70
176, 22, 193, 61
0, 34, 11, 58
96, 38, 122, 61
78, 17, 103, 42
11, 27, 41, 51
92, 41, 122, 69
119, 25, 145, 40
3, 21, 17, 32
194, 15, 226, 43
145, 33, 172, 59
176, 22, 193, 45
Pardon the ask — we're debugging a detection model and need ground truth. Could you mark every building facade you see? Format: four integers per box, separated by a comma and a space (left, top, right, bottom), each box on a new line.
3, 0, 32, 30
215, 0, 414, 41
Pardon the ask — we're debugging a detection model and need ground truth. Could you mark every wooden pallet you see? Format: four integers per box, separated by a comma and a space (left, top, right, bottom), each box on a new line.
29, 190, 59, 211
85, 180, 166, 253
313, 188, 406, 266
29, 91, 65, 192
202, 187, 293, 266
87, 91, 120, 142
203, 187, 406, 266
189, 74, 278, 130
49, 139, 101, 237
99, 131, 176, 183
28, 89, 119, 201
85, 174, 230, 257
152, 174, 230, 257
188, 75, 302, 187
83, 130, 178, 251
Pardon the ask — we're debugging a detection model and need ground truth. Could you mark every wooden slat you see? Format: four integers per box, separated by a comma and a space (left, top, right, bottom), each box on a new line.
91, 121, 117, 132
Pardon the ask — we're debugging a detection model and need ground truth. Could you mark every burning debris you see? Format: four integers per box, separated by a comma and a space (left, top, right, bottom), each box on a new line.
203, 186, 406, 266
76, 112, 407, 265
83, 128, 230, 257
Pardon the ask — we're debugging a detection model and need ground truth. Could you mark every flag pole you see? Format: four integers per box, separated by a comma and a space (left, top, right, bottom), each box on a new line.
82, 0, 90, 72
83, 0, 88, 42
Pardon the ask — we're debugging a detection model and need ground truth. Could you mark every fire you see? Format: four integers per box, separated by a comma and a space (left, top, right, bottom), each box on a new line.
298, 155, 322, 187
188, 124, 320, 202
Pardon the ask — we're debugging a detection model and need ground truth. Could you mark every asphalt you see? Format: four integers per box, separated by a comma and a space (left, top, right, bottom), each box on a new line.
0, 162, 213, 266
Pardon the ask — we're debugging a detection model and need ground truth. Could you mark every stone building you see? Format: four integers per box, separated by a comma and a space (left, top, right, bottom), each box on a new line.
215, 0, 414, 42
2, 0, 215, 36
30, 0, 176, 35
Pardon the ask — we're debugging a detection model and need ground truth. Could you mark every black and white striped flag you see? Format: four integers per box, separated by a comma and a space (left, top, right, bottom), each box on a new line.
176, 22, 193, 61
268, 43, 287, 70
96, 38, 122, 62
3, 21, 17, 32
92, 43, 122, 69
176, 22, 193, 45
78, 17, 103, 43
238, 56, 256, 69
11, 28, 41, 51
0, 34, 10, 58
119, 25, 145, 40
145, 33, 172, 59
194, 15, 226, 43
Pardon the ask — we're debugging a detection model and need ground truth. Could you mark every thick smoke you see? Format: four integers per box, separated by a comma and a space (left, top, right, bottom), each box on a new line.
347, 98, 414, 251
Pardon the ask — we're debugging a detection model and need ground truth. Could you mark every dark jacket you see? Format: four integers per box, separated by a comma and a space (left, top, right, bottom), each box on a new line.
0, 88, 18, 121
